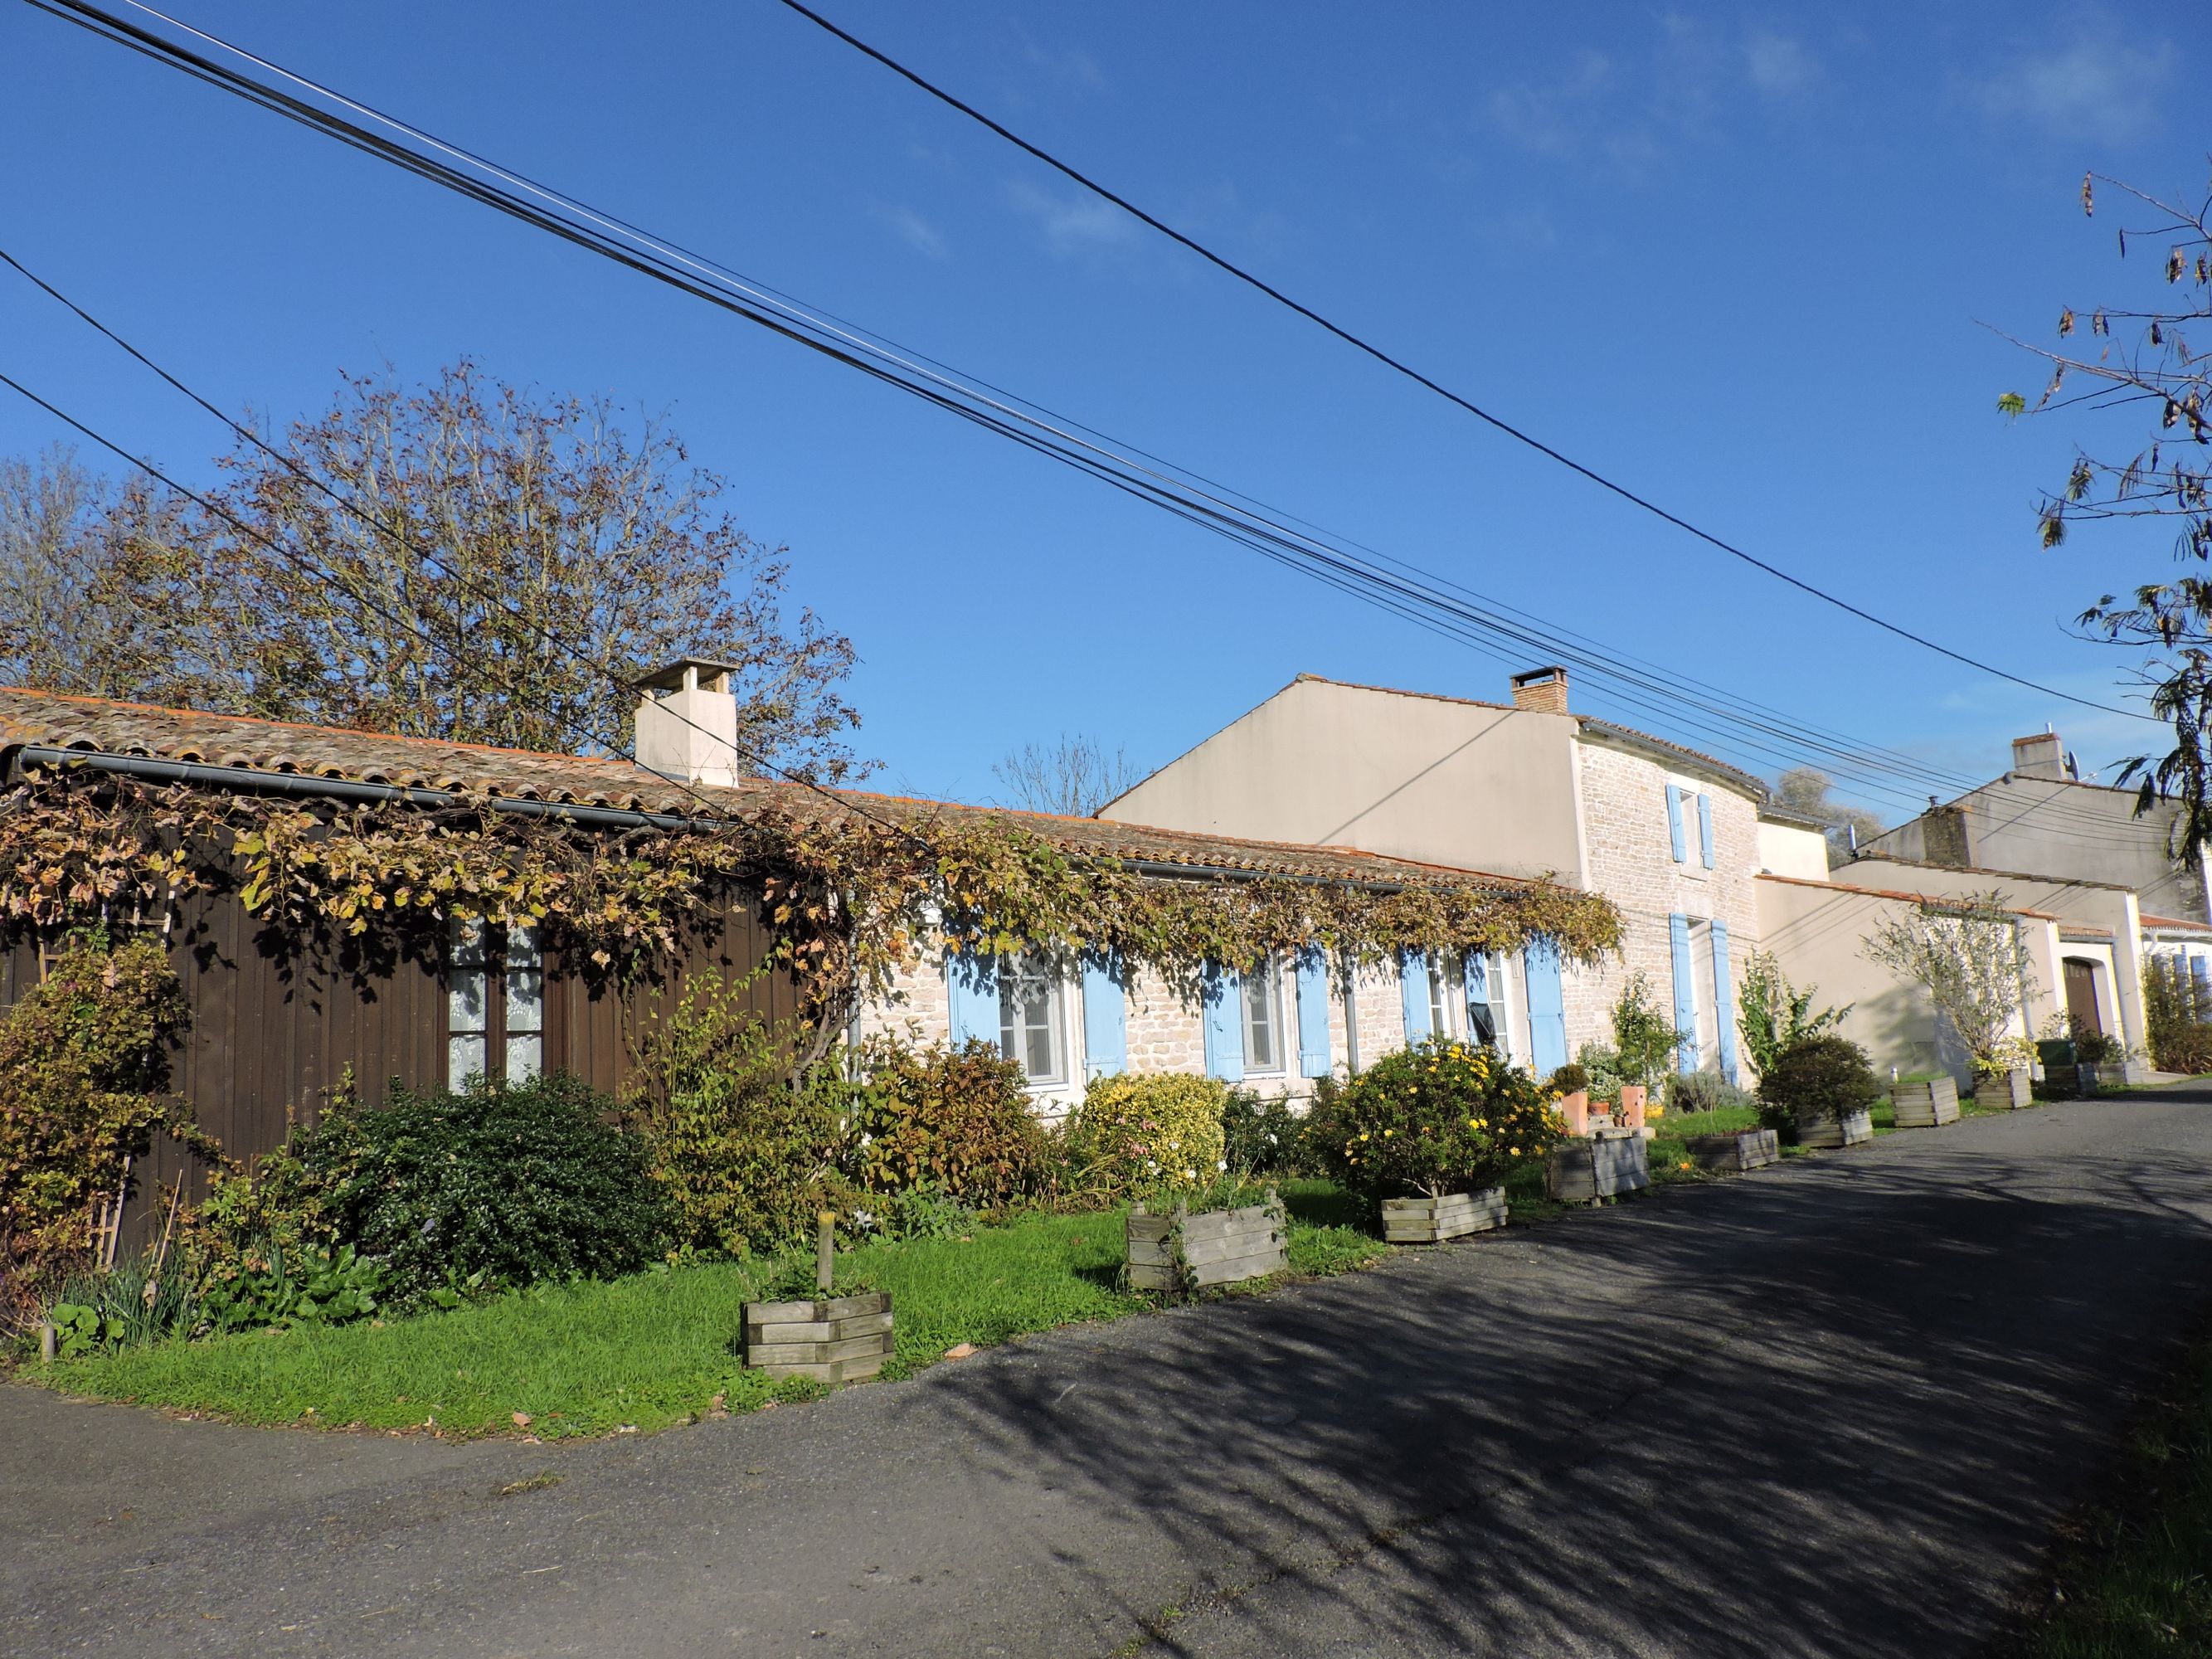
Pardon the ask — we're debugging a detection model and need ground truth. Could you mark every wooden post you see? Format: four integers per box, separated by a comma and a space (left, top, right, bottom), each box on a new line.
815, 1209, 836, 1293
38, 1320, 56, 1363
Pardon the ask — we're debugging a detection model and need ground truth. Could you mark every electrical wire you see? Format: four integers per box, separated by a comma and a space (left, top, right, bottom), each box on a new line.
11, 0, 2164, 842
767, 0, 2151, 724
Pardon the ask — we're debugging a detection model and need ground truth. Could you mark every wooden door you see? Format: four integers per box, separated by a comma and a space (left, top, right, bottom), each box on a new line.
2064, 957, 2103, 1034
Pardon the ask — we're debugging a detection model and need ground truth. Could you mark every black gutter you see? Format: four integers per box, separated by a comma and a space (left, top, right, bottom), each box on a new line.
5, 744, 722, 833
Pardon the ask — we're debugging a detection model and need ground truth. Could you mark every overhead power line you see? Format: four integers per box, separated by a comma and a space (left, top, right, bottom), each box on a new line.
769, 0, 2149, 723
11, 0, 2160, 840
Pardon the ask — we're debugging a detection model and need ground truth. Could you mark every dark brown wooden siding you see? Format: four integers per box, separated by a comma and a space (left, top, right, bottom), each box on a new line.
6, 883, 797, 1253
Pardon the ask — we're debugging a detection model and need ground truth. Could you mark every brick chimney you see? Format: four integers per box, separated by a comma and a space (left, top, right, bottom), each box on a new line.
635, 658, 744, 786
1510, 666, 1569, 714
2010, 729, 2065, 780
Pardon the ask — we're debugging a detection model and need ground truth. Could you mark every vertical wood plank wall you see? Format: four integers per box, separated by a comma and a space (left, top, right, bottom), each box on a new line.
5, 883, 794, 1253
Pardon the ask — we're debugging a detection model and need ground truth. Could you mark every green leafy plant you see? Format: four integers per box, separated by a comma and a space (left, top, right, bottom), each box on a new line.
1307, 1037, 1563, 1202
1574, 1043, 1625, 1107
625, 984, 853, 1257
2070, 1024, 2119, 1064
2142, 956, 2212, 1075
0, 934, 207, 1326
1548, 1063, 1590, 1095
1220, 1086, 1307, 1178
1755, 1035, 1881, 1137
1064, 1072, 1228, 1201
848, 1039, 1048, 1208
1735, 948, 1852, 1079
1664, 1068, 1753, 1117
1610, 972, 1689, 1087
198, 1240, 386, 1333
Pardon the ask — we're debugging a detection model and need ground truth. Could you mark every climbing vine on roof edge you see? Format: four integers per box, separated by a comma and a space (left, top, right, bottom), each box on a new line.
0, 766, 1620, 1075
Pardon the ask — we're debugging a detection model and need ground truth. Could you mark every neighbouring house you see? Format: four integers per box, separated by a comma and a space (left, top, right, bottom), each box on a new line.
1097, 668, 1798, 1084
1841, 727, 2212, 1076
0, 669, 1609, 1248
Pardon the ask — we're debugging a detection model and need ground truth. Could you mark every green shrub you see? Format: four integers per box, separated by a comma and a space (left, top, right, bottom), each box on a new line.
625, 985, 854, 1257
1221, 1085, 1307, 1177
1664, 1068, 1753, 1116
1736, 948, 1851, 1078
42, 1248, 200, 1354
2070, 1024, 2119, 1064
1575, 1042, 1625, 1107
849, 1039, 1048, 1207
1548, 1063, 1590, 1095
0, 934, 204, 1325
1610, 972, 1688, 1086
198, 1240, 386, 1333
1307, 1038, 1563, 1203
1755, 1035, 1880, 1135
1066, 1072, 1228, 1200
197, 1074, 658, 1308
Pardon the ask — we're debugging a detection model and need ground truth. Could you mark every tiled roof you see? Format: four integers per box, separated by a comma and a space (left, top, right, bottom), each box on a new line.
1841, 850, 2140, 894
0, 688, 1554, 895
1757, 871, 2062, 922
2142, 913, 2212, 933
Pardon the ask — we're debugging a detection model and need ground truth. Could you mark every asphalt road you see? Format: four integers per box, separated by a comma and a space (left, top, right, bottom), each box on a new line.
10, 1089, 2212, 1659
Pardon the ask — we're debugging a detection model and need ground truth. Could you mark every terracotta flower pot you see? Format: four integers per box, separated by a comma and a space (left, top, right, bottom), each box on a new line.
1560, 1089, 1590, 1136
1618, 1084, 1647, 1130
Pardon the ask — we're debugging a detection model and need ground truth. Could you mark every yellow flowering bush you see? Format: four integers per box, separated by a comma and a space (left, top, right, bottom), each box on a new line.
1064, 1072, 1228, 1201
1309, 1037, 1563, 1201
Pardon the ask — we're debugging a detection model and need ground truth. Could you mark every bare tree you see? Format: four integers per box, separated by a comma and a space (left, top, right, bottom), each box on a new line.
1773, 767, 1885, 864
1998, 168, 2212, 845
1862, 893, 2038, 1067
0, 364, 866, 780
992, 733, 1143, 817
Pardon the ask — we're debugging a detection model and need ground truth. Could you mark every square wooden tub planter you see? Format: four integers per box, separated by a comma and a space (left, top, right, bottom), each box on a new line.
1891, 1077, 1961, 1128
1796, 1107, 1874, 1150
1381, 1187, 1510, 1243
1685, 1127, 1781, 1175
1986, 1067, 2031, 1110
1546, 1129, 1650, 1203
1127, 1187, 1287, 1292
740, 1213, 895, 1385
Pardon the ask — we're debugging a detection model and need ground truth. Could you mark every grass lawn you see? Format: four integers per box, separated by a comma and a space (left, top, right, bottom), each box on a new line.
2005, 1330, 2212, 1657
19, 1185, 1388, 1440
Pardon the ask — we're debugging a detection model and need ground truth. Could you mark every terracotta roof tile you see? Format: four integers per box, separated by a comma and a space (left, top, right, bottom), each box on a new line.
0, 687, 1558, 895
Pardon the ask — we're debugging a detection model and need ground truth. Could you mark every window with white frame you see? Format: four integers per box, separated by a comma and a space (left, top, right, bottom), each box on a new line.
1244, 958, 1284, 1073
999, 957, 1067, 1085
1427, 957, 1454, 1039
1466, 950, 1514, 1057
448, 917, 544, 1086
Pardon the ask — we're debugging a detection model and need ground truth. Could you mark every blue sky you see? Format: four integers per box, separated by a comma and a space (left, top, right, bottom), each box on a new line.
2, 1, 2205, 822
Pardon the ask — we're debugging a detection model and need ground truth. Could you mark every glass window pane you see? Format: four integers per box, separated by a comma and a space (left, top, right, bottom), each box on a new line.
1245, 966, 1278, 1071
505, 1033, 542, 1084
449, 1034, 488, 1084
449, 966, 486, 1034
505, 966, 544, 1036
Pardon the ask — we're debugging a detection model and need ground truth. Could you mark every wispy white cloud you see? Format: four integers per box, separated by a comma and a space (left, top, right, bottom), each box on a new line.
1003, 178, 1136, 255
870, 202, 948, 260
1743, 30, 1817, 98
1482, 19, 1822, 172
1969, 33, 2176, 143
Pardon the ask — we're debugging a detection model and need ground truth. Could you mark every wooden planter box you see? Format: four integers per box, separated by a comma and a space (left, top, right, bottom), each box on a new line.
1685, 1128, 1780, 1174
1127, 1190, 1286, 1292
1547, 1131, 1650, 1202
1989, 1067, 2031, 1109
2077, 1063, 2106, 1094
1892, 1077, 1961, 1128
1382, 1187, 1509, 1243
1796, 1107, 1874, 1149
741, 1292, 894, 1384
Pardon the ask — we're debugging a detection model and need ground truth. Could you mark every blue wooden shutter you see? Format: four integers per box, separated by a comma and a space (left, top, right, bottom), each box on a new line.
1400, 950, 1432, 1043
1669, 915, 1698, 1073
1524, 937, 1567, 1073
1082, 953, 1125, 1079
1295, 946, 1332, 1078
1201, 962, 1246, 1083
1665, 786, 1687, 863
946, 949, 1000, 1049
1710, 920, 1738, 1085
1697, 793, 1716, 870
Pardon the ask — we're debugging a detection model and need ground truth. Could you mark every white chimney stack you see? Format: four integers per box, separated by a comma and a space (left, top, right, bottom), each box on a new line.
634, 658, 744, 787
